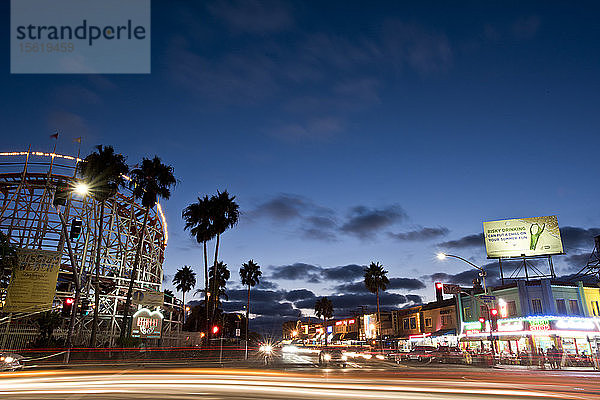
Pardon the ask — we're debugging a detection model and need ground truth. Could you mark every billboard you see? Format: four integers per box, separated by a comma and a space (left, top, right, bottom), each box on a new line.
483, 216, 563, 258
2, 249, 60, 312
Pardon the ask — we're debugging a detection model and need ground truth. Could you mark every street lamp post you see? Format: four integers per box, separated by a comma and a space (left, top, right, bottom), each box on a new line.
437, 253, 488, 294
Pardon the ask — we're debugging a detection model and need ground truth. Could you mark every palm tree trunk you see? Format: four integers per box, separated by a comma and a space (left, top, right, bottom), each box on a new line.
324, 318, 328, 347
89, 200, 105, 348
211, 234, 220, 320
182, 291, 186, 325
203, 240, 209, 345
376, 289, 382, 352
121, 206, 150, 342
245, 284, 250, 359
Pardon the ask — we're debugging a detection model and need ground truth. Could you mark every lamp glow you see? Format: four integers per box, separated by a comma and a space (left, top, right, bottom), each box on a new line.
437, 253, 446, 260
73, 182, 89, 196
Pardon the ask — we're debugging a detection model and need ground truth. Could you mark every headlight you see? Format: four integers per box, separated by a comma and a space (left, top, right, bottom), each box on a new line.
261, 345, 273, 354
341, 355, 348, 361
376, 354, 385, 360
324, 353, 332, 361
4, 356, 14, 363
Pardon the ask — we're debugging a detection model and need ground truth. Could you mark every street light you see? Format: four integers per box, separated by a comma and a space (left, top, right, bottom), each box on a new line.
437, 252, 488, 294
73, 182, 89, 197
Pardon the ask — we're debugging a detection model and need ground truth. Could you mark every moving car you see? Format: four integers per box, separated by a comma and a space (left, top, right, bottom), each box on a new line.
318, 348, 347, 367
0, 353, 24, 372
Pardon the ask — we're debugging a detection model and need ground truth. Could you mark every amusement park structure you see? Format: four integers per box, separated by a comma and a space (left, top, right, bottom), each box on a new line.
0, 150, 182, 347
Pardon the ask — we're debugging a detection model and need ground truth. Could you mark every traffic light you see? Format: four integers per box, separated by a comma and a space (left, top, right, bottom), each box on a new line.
212, 325, 220, 335
490, 308, 499, 331
62, 297, 74, 317
69, 219, 83, 240
79, 298, 91, 316
53, 184, 69, 206
478, 317, 485, 325
435, 282, 443, 302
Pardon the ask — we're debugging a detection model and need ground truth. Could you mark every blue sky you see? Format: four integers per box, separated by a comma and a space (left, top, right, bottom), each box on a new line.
2, 1, 600, 333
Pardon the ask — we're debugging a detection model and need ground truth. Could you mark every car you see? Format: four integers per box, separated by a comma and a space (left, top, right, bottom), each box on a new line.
318, 348, 347, 367
406, 346, 437, 362
431, 346, 464, 364
0, 353, 24, 372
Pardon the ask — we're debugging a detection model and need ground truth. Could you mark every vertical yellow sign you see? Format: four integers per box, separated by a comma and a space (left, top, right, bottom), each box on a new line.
3, 249, 61, 313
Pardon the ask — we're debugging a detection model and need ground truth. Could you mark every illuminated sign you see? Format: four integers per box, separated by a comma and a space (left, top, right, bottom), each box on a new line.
483, 216, 563, 258
497, 320, 524, 332
554, 318, 596, 331
327, 326, 333, 333
349, 319, 355, 324
335, 321, 343, 326
131, 308, 163, 338
528, 318, 551, 331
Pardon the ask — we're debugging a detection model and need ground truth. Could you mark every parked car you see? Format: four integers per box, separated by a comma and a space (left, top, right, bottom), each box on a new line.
0, 353, 24, 372
406, 346, 437, 362
319, 348, 347, 367
431, 346, 464, 364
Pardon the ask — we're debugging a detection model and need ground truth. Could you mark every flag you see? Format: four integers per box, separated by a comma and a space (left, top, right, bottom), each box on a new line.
75, 137, 82, 143
50, 132, 59, 139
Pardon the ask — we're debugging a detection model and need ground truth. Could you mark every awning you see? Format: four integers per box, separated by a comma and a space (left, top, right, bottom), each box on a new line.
342, 332, 358, 340
331, 333, 343, 342
432, 329, 457, 337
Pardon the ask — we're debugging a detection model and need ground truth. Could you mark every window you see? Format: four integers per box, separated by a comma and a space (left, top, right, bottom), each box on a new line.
569, 300, 580, 315
556, 299, 567, 315
532, 299, 543, 314
403, 318, 409, 330
592, 301, 600, 316
463, 307, 472, 319
410, 317, 417, 330
441, 315, 452, 325
480, 305, 489, 319
507, 301, 517, 316
425, 318, 432, 328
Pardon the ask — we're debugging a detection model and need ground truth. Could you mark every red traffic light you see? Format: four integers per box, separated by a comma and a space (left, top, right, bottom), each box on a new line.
65, 298, 75, 305
212, 325, 220, 334
435, 282, 443, 289
490, 308, 498, 316
478, 317, 485, 323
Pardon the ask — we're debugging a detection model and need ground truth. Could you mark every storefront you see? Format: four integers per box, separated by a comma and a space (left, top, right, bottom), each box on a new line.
460, 316, 600, 360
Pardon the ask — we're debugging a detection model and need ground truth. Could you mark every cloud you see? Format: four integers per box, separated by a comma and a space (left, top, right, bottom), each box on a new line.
250, 194, 312, 221
284, 289, 316, 302
294, 292, 411, 316
560, 227, 600, 252
269, 263, 322, 281
563, 253, 592, 272
406, 294, 423, 304
340, 205, 406, 239
438, 233, 484, 249
320, 264, 364, 281
389, 227, 449, 241
335, 277, 425, 294
226, 289, 283, 303
256, 279, 278, 290
269, 116, 345, 142
207, 0, 294, 33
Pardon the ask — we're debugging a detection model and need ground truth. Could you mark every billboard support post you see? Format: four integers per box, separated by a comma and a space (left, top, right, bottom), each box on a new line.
499, 259, 504, 285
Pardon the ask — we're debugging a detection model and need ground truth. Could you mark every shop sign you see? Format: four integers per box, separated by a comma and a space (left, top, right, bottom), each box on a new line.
528, 318, 551, 331
554, 318, 596, 331
497, 320, 524, 332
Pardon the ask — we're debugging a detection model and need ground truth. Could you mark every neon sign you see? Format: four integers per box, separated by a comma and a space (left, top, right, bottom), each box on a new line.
528, 318, 550, 331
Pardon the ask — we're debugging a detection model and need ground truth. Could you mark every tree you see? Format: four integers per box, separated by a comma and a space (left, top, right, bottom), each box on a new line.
173, 265, 196, 325
208, 191, 239, 319
182, 195, 215, 338
364, 262, 389, 350
239, 259, 261, 359
199, 261, 230, 313
78, 145, 129, 347
121, 156, 176, 342
314, 297, 333, 346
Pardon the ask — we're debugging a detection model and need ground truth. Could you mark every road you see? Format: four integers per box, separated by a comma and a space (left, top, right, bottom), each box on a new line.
0, 365, 598, 399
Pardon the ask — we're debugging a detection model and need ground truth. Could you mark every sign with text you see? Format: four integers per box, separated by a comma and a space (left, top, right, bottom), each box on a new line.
483, 216, 563, 258
11, 0, 150, 73
2, 249, 60, 312
131, 308, 163, 339
132, 288, 164, 307
443, 284, 461, 295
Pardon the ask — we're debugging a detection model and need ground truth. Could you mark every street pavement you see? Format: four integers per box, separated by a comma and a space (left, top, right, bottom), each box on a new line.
0, 363, 598, 399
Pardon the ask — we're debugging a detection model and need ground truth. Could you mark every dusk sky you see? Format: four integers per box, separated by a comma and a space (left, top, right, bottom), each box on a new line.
2, 1, 600, 334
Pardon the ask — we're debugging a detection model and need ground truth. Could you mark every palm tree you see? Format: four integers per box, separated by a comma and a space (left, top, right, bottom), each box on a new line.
208, 191, 239, 318
0, 231, 17, 288
172, 266, 196, 325
314, 297, 333, 346
239, 259, 261, 359
207, 261, 230, 310
364, 262, 389, 351
182, 195, 215, 337
78, 145, 128, 347
121, 156, 176, 342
